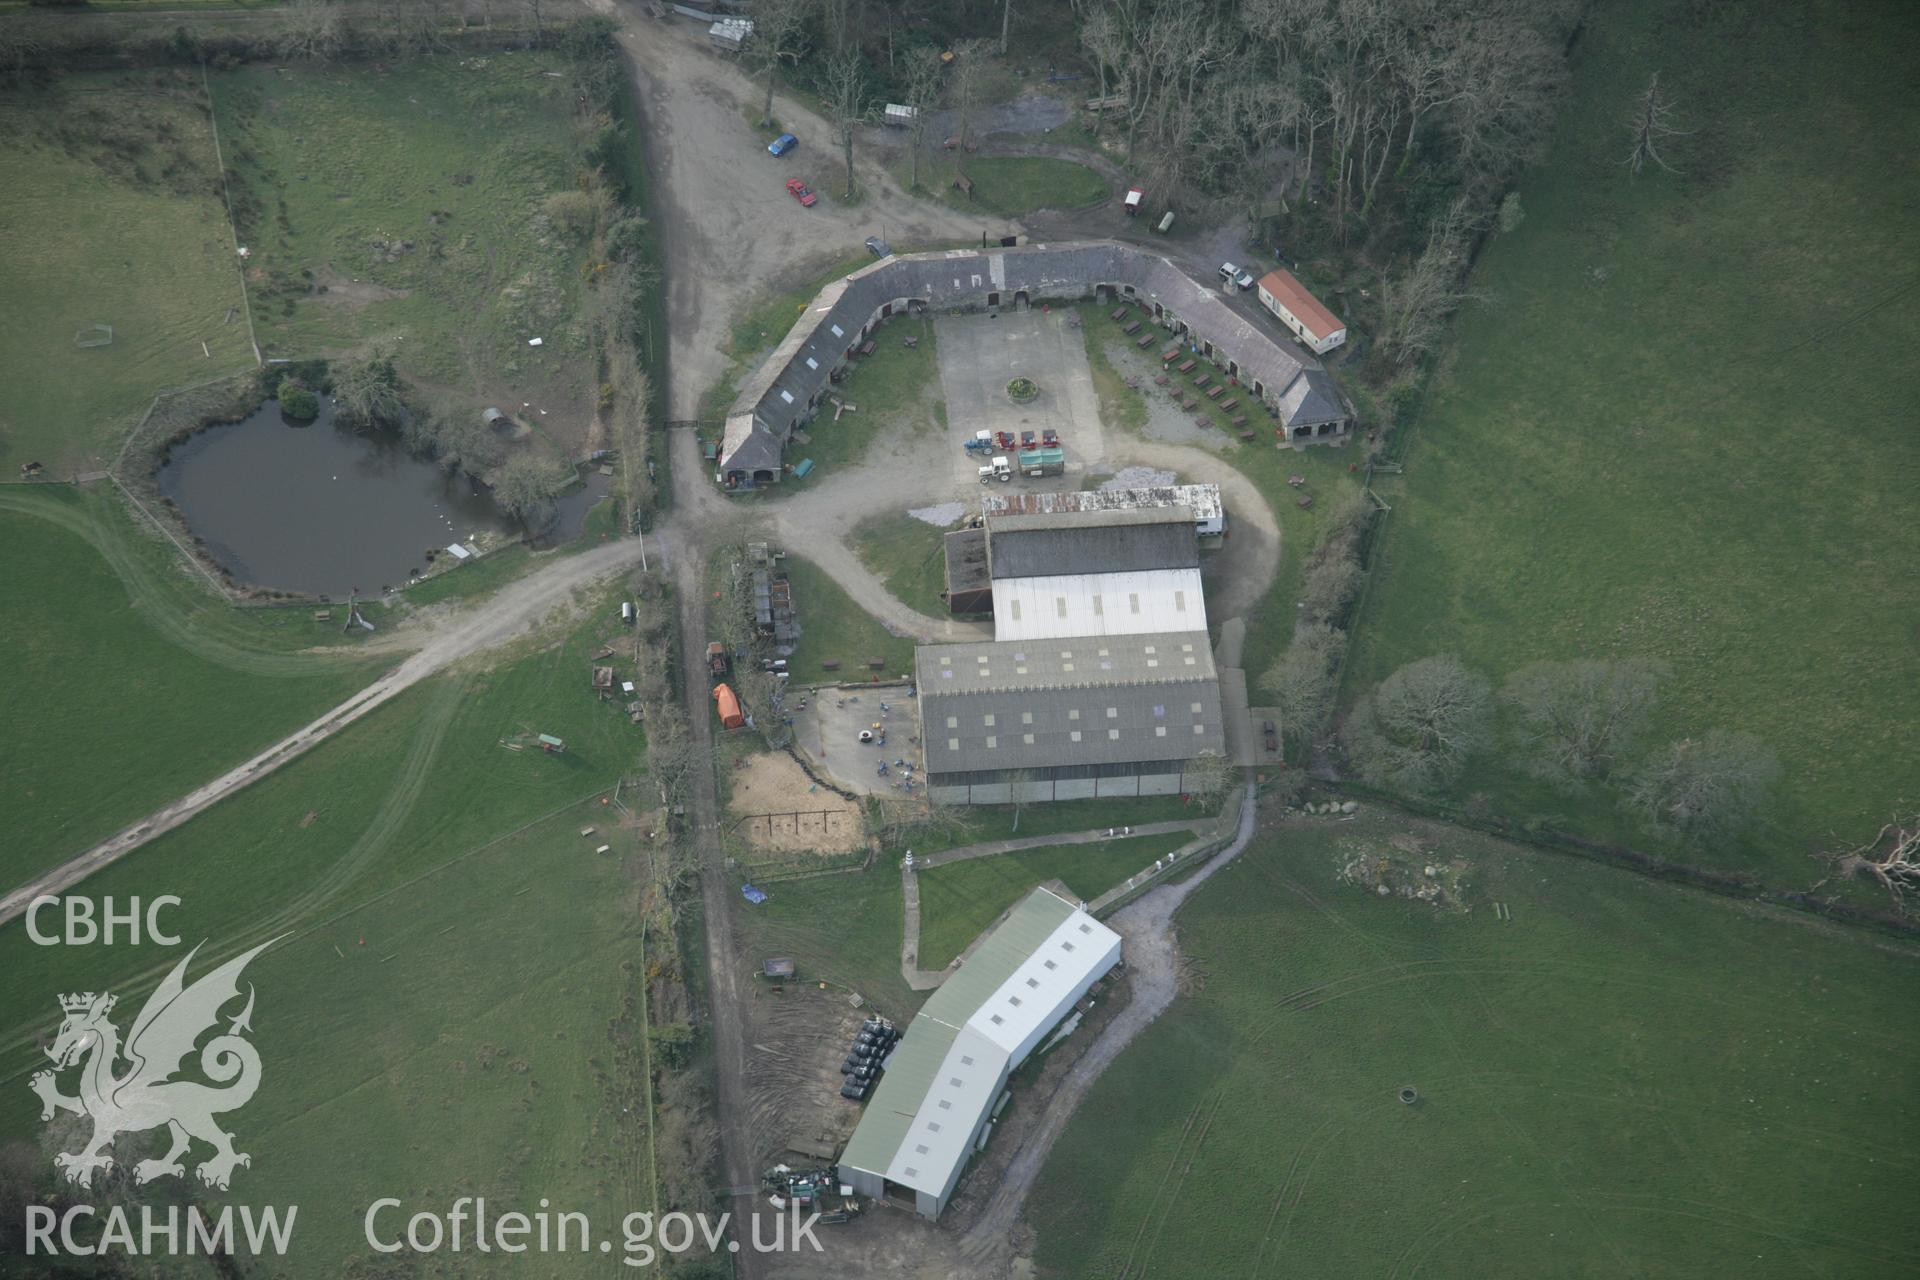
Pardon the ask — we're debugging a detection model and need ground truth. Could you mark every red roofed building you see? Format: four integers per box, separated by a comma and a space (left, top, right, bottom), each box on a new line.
1256, 269, 1347, 355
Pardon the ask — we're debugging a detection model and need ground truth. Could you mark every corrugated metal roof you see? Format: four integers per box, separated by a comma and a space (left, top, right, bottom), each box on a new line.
842, 887, 1120, 1211
920, 679, 1225, 772
991, 568, 1207, 640
984, 483, 1223, 524
988, 509, 1199, 580
916, 630, 1215, 691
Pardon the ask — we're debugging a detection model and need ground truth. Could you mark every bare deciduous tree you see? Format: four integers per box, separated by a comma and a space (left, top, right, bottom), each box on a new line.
1183, 750, 1237, 808
1502, 658, 1664, 785
819, 47, 873, 200
1259, 623, 1347, 752
748, 0, 810, 129
948, 39, 991, 149
1812, 815, 1920, 915
1379, 196, 1484, 366
277, 0, 346, 62
1628, 729, 1779, 841
1004, 767, 1036, 831
1341, 654, 1491, 793
901, 45, 943, 190
1624, 70, 1688, 176
492, 453, 567, 533
333, 353, 406, 429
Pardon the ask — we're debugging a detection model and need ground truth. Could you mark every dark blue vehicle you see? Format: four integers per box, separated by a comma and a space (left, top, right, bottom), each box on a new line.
768, 133, 798, 157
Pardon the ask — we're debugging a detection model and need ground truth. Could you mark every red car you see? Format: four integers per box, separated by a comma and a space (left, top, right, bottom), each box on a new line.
785, 178, 818, 207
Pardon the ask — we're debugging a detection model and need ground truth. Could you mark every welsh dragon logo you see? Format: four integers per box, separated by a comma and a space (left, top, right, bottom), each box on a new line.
31, 939, 279, 1191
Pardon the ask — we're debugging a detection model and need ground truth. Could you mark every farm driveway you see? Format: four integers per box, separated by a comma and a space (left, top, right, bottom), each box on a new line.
613, 15, 988, 418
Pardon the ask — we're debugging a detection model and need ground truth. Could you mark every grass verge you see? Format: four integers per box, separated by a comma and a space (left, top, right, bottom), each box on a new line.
851, 511, 959, 619
916, 831, 1192, 969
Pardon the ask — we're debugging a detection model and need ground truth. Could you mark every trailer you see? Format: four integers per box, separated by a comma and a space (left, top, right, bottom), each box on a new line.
883, 103, 919, 128
1123, 185, 1144, 216
713, 683, 746, 730
706, 641, 729, 678
1016, 446, 1065, 477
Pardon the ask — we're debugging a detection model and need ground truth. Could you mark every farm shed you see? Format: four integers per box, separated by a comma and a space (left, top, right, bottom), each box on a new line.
1256, 268, 1347, 355
985, 508, 1207, 641
915, 630, 1225, 805
838, 887, 1121, 1220
942, 526, 993, 615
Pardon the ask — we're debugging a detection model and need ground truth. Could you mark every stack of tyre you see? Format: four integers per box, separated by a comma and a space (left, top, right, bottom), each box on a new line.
838, 1017, 900, 1100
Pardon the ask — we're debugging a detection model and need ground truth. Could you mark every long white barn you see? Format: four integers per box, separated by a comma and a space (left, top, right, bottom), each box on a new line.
838, 887, 1123, 1219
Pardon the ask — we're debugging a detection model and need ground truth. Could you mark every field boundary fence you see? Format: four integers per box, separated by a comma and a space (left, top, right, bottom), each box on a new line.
1331, 781, 1920, 940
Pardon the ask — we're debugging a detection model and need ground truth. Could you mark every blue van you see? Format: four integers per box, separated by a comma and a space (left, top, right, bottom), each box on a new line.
767, 133, 798, 157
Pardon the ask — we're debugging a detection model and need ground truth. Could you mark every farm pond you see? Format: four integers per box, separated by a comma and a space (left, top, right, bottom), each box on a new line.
156, 400, 601, 598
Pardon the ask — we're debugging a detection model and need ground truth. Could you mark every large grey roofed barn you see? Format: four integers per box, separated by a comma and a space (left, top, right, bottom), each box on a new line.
987, 508, 1200, 580
916, 631, 1224, 773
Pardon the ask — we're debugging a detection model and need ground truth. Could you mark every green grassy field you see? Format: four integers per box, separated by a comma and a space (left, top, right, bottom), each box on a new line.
852, 511, 960, 619
916, 831, 1192, 969
782, 553, 918, 680
1030, 810, 1920, 1277
1344, 0, 1920, 885
733, 865, 923, 1019
0, 591, 657, 1274
788, 311, 944, 479
0, 77, 254, 475
904, 154, 1110, 219
210, 54, 595, 412
0, 486, 391, 888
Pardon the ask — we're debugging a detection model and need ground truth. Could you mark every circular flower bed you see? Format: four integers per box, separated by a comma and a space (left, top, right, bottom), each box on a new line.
1006, 377, 1039, 404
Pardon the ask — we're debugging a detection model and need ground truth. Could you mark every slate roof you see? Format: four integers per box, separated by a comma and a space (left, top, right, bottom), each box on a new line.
1277, 368, 1349, 428
717, 240, 1346, 476
987, 508, 1200, 580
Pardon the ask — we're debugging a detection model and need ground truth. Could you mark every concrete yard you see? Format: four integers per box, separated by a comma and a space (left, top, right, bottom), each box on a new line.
935, 309, 1109, 491
791, 681, 926, 798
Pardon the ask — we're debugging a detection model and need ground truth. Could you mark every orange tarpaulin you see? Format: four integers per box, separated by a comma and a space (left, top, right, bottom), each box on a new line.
712, 683, 746, 729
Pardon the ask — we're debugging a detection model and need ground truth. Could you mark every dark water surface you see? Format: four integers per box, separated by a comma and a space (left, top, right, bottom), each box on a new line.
157, 401, 514, 598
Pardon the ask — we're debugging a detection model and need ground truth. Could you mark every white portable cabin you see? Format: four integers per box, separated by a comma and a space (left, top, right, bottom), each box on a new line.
707, 18, 753, 51
884, 103, 919, 128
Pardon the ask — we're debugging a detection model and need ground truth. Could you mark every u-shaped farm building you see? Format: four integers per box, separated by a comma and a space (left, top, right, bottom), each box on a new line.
717, 240, 1354, 485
